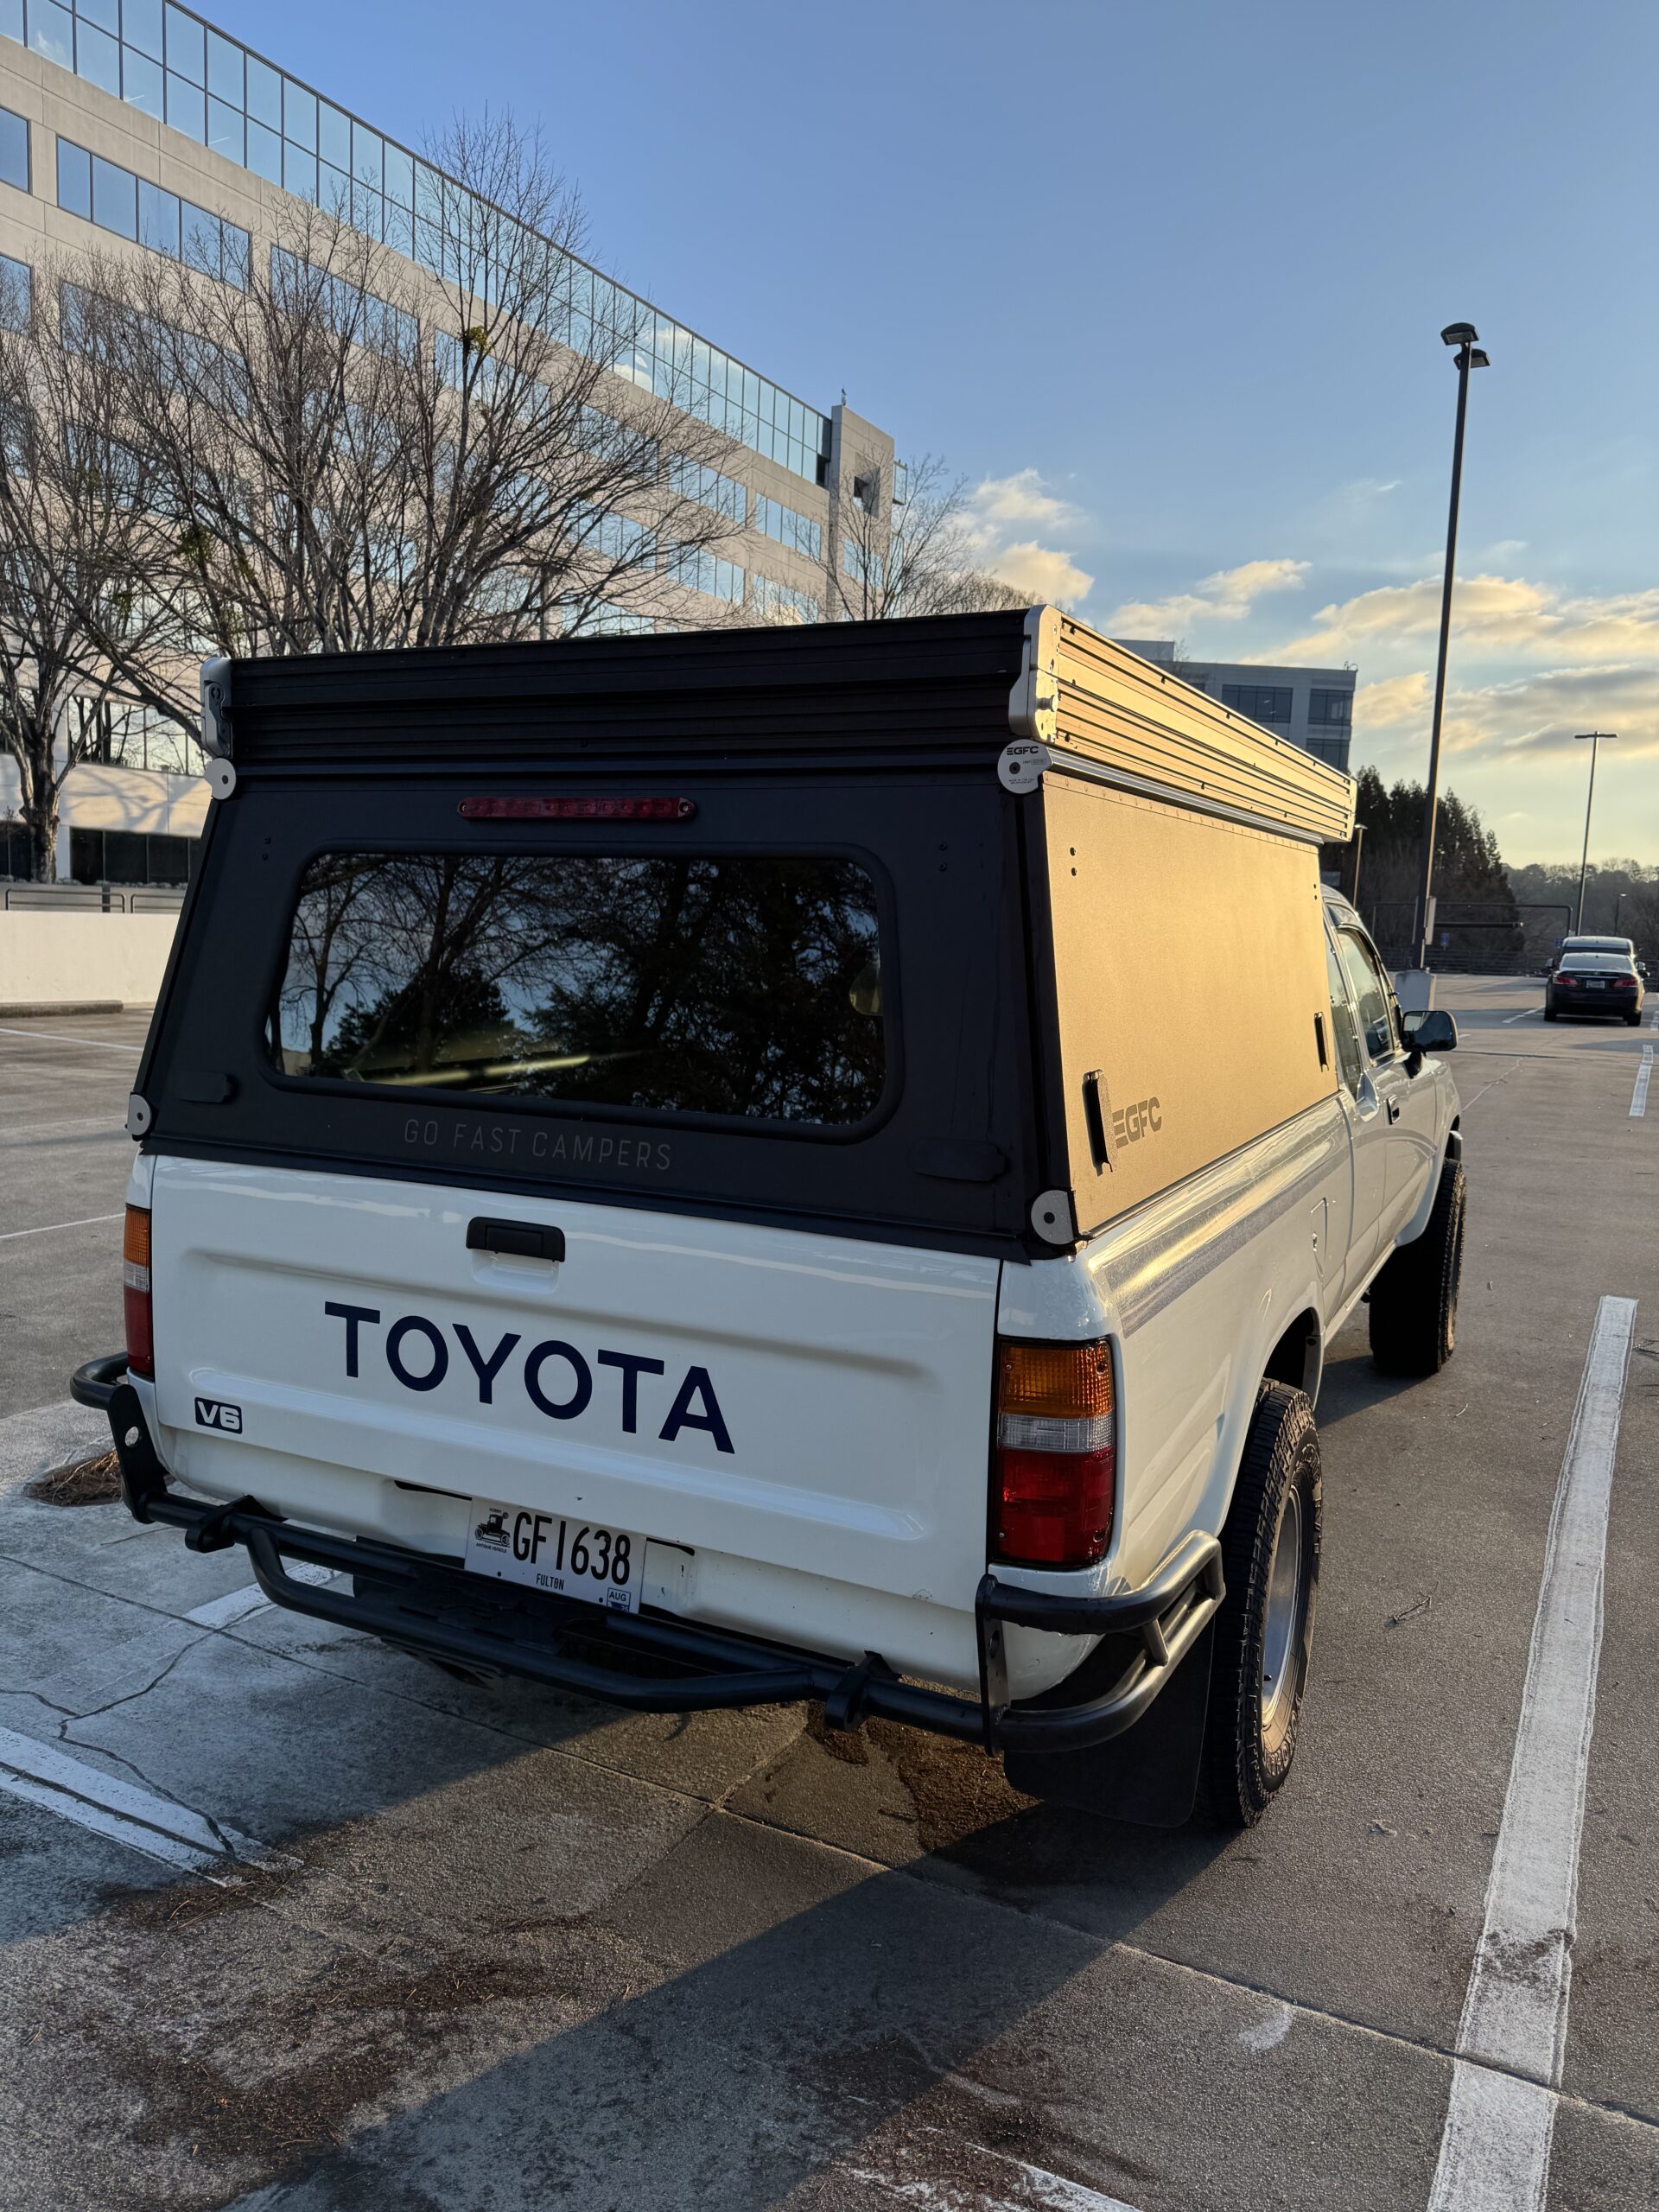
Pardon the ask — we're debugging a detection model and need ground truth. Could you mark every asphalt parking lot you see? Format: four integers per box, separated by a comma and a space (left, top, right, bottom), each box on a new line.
0, 981, 1655, 2212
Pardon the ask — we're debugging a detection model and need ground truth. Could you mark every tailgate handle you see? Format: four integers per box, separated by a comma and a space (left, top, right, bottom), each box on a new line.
467, 1217, 566, 1263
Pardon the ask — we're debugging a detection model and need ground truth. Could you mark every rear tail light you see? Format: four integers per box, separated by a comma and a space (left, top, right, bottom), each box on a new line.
1554, 971, 1575, 984
993, 1338, 1116, 1568
123, 1205, 153, 1379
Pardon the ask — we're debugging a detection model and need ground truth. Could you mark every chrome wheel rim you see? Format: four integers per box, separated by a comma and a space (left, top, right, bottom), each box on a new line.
1260, 1485, 1304, 1737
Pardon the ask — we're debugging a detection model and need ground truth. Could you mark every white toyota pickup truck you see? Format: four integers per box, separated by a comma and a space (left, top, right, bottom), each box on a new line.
76, 609, 1463, 1827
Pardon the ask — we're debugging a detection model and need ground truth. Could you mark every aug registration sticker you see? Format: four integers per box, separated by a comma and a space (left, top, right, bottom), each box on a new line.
464, 1497, 644, 1613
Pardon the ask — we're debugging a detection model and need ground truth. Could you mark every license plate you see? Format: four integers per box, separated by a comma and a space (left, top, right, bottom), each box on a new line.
1589, 981, 1605, 990
464, 1497, 644, 1613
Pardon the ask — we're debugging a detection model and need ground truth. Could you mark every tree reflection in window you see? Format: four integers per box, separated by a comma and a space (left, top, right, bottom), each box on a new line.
272, 850, 885, 1125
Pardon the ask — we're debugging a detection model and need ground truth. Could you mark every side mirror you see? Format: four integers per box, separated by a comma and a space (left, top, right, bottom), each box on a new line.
1405, 1008, 1458, 1055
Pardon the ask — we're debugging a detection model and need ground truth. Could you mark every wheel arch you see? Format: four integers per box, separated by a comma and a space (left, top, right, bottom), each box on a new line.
1262, 1305, 1324, 1404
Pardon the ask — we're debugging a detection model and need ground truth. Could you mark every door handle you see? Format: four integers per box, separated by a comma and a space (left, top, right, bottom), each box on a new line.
467, 1217, 566, 1262
1385, 1096, 1402, 1125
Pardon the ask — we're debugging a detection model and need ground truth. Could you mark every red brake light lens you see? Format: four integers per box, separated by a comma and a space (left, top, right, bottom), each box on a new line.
993, 1338, 1116, 1568
123, 1205, 153, 1379
459, 796, 696, 822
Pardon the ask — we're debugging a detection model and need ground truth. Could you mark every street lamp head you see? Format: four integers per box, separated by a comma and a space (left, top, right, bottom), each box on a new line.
1468, 348, 1491, 369
1440, 322, 1479, 347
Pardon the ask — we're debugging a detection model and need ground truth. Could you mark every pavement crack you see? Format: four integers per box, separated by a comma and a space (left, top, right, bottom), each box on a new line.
69, 1631, 207, 1722
0, 1685, 86, 1731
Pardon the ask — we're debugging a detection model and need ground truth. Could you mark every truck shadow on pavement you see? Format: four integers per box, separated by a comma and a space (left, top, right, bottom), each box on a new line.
10, 1618, 1246, 2212
74, 1761, 1234, 2212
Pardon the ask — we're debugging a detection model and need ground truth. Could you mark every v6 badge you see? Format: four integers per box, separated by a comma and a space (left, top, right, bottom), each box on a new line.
194, 1397, 243, 1433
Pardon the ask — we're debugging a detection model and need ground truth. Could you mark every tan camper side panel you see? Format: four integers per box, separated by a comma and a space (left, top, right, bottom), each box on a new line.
1041, 776, 1338, 1231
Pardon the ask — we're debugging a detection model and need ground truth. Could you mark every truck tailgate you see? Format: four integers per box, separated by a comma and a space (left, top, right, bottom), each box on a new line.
147, 1157, 1001, 1613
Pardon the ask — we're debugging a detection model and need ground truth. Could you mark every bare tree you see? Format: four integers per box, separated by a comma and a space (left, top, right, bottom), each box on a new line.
35, 116, 748, 736
828, 450, 1027, 622
0, 262, 186, 878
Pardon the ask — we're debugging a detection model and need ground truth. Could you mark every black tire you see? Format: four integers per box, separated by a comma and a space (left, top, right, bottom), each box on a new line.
1544, 1007, 1558, 1021
1198, 1382, 1321, 1829
1626, 1014, 1642, 1027
1368, 1156, 1466, 1377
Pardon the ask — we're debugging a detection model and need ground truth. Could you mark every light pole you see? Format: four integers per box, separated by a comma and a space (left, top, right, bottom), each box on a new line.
1573, 733, 1617, 934
1413, 323, 1491, 971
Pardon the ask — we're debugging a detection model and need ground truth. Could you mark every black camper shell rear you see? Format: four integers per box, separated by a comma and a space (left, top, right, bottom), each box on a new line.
137, 614, 1064, 1260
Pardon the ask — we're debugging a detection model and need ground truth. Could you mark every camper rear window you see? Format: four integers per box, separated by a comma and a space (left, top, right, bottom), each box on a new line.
267, 850, 887, 1127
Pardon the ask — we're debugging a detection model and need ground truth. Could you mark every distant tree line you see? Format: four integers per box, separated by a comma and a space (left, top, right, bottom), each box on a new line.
1323, 768, 1659, 972
1325, 767, 1519, 965
1508, 860, 1659, 969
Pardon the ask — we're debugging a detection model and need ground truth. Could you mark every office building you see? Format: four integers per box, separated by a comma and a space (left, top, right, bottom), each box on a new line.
1114, 641, 1357, 772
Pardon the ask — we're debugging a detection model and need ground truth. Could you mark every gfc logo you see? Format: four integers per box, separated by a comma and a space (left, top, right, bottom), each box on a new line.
1112, 1096, 1163, 1148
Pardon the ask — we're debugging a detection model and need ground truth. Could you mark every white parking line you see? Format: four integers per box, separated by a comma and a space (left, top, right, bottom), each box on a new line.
0, 1212, 123, 1243
1427, 1294, 1637, 2212
0, 1723, 291, 1878
186, 1560, 337, 1629
1500, 1007, 1540, 1024
1630, 1046, 1653, 1118
0, 1026, 143, 1052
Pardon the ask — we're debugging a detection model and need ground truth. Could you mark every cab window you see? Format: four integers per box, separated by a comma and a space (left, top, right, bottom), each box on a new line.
1336, 930, 1400, 1062
1324, 939, 1364, 1096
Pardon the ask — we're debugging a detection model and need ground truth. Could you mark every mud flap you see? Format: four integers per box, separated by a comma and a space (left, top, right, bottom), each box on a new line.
1003, 1626, 1215, 1827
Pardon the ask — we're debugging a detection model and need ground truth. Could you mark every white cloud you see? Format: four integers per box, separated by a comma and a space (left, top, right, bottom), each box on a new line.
968, 468, 1082, 534
1272, 569, 1659, 668
1343, 659, 1659, 771
987, 541, 1095, 602
1355, 671, 1431, 728
1106, 556, 1309, 637
1343, 477, 1402, 500
960, 468, 1094, 607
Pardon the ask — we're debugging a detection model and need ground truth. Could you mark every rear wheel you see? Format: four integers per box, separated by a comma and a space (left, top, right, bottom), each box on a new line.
1198, 1382, 1321, 1828
1368, 1157, 1465, 1376
1544, 1006, 1558, 1021
1626, 1013, 1642, 1027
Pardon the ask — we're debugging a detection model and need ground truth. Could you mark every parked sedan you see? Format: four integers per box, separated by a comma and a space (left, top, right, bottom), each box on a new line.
1545, 954, 1645, 1024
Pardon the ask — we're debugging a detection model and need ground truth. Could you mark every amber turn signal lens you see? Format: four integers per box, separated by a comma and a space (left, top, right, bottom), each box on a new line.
122, 1206, 150, 1269
996, 1338, 1114, 1421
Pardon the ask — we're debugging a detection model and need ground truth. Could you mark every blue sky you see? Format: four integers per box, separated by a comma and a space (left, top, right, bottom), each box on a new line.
205, 0, 1659, 863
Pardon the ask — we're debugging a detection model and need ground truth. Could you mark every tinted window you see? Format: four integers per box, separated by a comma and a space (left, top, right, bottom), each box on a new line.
0, 106, 28, 194
1221, 683, 1293, 724
1336, 930, 1398, 1061
1325, 940, 1363, 1096
1308, 687, 1352, 727
270, 852, 886, 1127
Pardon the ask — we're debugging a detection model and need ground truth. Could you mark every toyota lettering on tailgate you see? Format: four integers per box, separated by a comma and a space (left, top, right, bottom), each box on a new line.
322, 1302, 734, 1452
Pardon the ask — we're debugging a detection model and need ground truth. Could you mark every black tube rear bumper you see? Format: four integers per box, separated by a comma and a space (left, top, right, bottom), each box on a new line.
73, 1351, 1224, 1754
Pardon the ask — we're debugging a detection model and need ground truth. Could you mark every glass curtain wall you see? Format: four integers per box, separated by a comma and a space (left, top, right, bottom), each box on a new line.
3, 0, 832, 481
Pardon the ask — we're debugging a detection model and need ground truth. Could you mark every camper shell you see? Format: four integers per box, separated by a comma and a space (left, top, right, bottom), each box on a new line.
125, 607, 1357, 1252
75, 610, 1460, 1815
